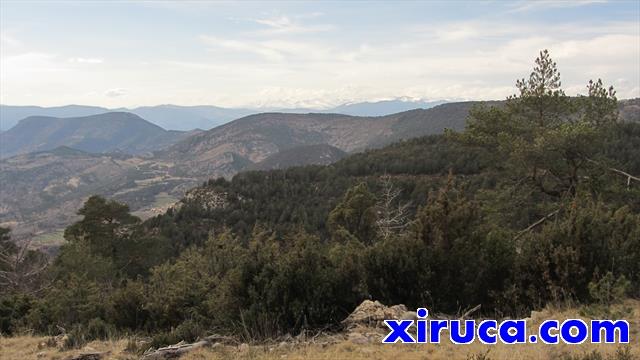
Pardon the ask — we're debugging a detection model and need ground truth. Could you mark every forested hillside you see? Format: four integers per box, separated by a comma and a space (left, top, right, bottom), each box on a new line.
1, 51, 638, 353
0, 100, 478, 241
247, 144, 348, 171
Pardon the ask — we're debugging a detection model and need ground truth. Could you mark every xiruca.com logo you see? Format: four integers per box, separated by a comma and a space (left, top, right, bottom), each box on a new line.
382, 309, 630, 345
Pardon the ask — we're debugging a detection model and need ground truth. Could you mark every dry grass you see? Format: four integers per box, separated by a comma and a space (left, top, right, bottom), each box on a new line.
191, 343, 637, 360
0, 336, 135, 360
2, 337, 635, 360
2, 300, 638, 360
1, 334, 637, 360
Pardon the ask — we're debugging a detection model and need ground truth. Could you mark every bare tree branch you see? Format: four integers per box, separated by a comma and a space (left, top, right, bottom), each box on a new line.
514, 209, 560, 241
585, 158, 640, 189
375, 174, 411, 241
0, 236, 49, 295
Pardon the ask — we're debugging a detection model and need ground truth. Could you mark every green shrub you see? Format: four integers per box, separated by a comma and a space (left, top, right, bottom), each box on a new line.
62, 325, 88, 350
589, 272, 630, 306
0, 294, 33, 335
149, 319, 205, 349
61, 318, 117, 350
85, 318, 116, 341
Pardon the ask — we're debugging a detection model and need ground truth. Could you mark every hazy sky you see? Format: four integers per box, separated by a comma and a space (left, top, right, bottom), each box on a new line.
1, 0, 638, 108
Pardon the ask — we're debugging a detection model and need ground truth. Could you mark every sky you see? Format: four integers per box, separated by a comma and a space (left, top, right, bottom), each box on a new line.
0, 0, 639, 109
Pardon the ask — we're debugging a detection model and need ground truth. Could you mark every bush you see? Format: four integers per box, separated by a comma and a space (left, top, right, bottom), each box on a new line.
61, 318, 117, 350
149, 319, 205, 349
0, 294, 32, 335
588, 272, 630, 306
85, 318, 116, 341
514, 199, 640, 310
107, 280, 149, 330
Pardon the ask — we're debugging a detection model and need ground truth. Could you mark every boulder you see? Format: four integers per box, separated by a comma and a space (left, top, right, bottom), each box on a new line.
342, 300, 416, 329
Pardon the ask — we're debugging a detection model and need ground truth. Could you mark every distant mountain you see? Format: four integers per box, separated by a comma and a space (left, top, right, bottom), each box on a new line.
0, 112, 195, 158
3, 98, 635, 133
0, 105, 109, 130
325, 99, 446, 116
0, 104, 254, 132
117, 105, 255, 131
0, 99, 445, 131
248, 144, 347, 171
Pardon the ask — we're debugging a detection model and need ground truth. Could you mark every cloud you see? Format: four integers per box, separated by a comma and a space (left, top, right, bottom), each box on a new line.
104, 88, 127, 97
1, 3, 637, 108
200, 35, 285, 61
0, 52, 68, 77
0, 30, 27, 57
251, 14, 335, 35
124, 17, 640, 107
507, 0, 608, 13
0, 32, 21, 48
68, 57, 104, 64
199, 35, 340, 63
254, 15, 294, 29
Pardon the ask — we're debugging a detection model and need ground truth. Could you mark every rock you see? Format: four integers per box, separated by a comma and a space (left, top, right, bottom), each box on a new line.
400, 311, 417, 321
141, 340, 211, 359
67, 352, 108, 360
348, 332, 370, 344
342, 300, 413, 329
184, 188, 228, 211
238, 343, 249, 352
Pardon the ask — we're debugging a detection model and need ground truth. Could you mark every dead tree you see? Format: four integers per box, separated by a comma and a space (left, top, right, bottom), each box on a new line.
375, 175, 411, 241
0, 237, 49, 295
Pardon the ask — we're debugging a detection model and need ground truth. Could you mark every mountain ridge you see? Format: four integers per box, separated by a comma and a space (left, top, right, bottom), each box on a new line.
3, 98, 637, 132
157, 102, 477, 179
0, 99, 446, 131
0, 112, 194, 158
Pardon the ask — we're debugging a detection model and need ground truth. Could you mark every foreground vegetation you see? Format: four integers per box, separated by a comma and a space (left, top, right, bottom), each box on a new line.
0, 338, 637, 360
2, 300, 639, 360
1, 51, 639, 355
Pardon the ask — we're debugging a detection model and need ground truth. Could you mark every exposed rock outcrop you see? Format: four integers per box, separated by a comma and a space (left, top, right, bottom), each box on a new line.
342, 300, 416, 330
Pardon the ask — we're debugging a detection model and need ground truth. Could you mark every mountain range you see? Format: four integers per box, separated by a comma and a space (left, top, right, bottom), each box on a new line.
0, 99, 445, 131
